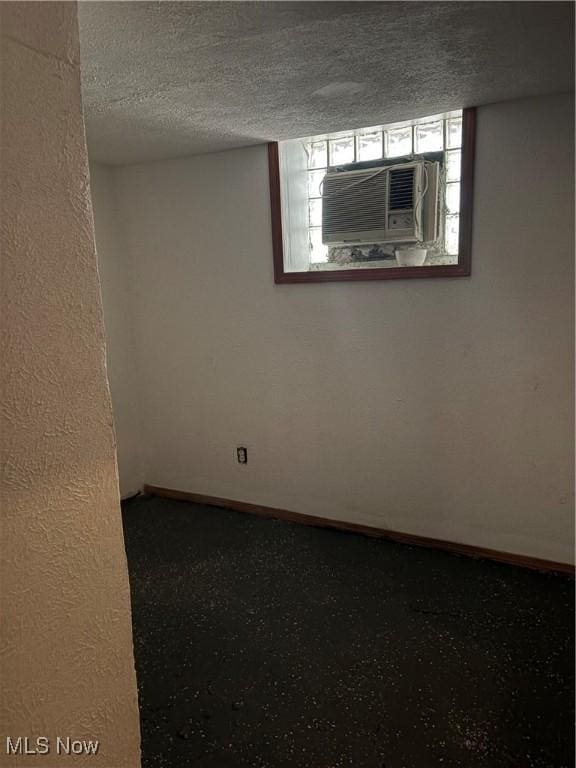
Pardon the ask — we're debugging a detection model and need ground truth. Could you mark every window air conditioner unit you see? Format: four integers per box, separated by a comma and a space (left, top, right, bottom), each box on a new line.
321, 160, 440, 246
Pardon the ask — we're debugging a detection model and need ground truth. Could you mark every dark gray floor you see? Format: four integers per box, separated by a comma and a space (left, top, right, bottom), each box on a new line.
122, 495, 574, 768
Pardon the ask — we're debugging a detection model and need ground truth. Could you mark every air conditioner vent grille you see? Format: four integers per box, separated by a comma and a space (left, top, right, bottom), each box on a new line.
322, 171, 388, 237
388, 168, 415, 210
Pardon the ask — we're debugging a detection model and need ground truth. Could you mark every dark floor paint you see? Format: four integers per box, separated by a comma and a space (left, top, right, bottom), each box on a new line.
122, 495, 574, 768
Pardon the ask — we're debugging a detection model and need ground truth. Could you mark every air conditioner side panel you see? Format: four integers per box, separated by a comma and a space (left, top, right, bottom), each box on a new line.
422, 162, 440, 243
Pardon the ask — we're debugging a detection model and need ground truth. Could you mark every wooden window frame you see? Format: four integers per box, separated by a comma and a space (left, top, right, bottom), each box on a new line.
269, 107, 476, 284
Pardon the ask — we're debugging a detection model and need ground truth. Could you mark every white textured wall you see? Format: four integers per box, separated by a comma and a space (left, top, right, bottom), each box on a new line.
0, 3, 141, 765
99, 92, 574, 565
90, 164, 143, 498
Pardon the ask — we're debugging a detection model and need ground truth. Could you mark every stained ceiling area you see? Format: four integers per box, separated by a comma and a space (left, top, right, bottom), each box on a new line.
78, 1, 574, 165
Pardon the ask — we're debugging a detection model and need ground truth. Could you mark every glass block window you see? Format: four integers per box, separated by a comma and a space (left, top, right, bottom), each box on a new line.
446, 116, 463, 149
446, 149, 462, 182
356, 131, 382, 161
309, 227, 327, 264
302, 111, 463, 265
307, 169, 325, 199
385, 125, 413, 158
415, 120, 443, 153
329, 136, 355, 165
308, 141, 327, 169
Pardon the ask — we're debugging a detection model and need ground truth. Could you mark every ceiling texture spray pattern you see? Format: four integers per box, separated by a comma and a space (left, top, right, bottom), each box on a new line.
79, 1, 574, 165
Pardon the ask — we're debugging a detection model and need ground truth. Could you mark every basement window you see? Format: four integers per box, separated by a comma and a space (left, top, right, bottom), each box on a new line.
269, 108, 475, 283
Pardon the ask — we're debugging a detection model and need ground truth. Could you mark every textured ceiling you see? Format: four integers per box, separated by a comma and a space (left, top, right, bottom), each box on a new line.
78, 1, 574, 165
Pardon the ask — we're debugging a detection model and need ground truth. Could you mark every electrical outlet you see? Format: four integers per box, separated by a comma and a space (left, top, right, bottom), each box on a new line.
237, 447, 247, 464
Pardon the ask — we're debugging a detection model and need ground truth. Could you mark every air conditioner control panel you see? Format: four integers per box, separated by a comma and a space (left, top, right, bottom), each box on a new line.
388, 212, 414, 229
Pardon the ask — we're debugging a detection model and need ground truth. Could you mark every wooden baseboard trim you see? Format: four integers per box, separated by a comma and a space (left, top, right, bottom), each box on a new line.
143, 484, 575, 576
